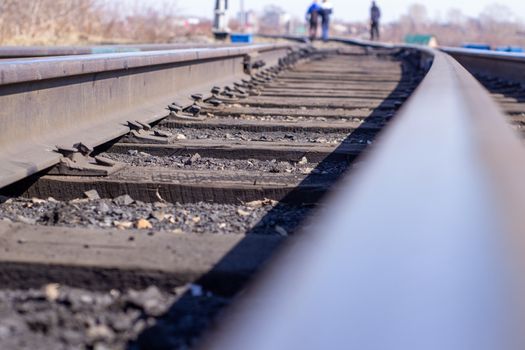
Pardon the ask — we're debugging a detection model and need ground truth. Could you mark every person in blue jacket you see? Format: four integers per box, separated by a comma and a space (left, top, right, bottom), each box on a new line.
306, 0, 321, 41
320, 0, 334, 41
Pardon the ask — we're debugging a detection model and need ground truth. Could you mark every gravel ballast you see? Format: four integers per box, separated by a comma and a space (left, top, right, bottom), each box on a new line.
0, 284, 227, 350
207, 113, 365, 122
0, 197, 310, 236
101, 151, 351, 176
157, 126, 374, 144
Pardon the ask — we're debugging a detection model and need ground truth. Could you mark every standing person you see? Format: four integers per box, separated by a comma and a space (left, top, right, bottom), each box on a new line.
320, 0, 334, 42
306, 0, 321, 41
370, 1, 381, 40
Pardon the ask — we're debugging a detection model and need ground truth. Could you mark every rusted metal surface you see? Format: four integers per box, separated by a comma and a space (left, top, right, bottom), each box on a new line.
0, 43, 296, 189
201, 42, 525, 349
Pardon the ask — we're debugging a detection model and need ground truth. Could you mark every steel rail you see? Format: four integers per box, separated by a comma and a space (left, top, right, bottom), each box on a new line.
257, 33, 309, 43
200, 42, 525, 349
0, 43, 247, 58
330, 36, 396, 49
258, 33, 397, 49
442, 47, 525, 84
0, 43, 298, 189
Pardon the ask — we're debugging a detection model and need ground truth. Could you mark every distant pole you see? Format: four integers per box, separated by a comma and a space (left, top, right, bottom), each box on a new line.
213, 0, 230, 40
240, 0, 245, 33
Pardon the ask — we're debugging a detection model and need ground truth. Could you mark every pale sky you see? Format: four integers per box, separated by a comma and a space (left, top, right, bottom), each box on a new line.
163, 0, 525, 22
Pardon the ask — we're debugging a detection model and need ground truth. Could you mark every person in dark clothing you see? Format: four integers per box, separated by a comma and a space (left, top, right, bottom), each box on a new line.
320, 0, 334, 42
370, 1, 381, 40
306, 0, 321, 41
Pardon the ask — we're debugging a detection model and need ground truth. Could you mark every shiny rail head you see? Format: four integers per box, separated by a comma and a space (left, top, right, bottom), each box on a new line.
0, 43, 297, 86
0, 43, 249, 58
199, 43, 525, 350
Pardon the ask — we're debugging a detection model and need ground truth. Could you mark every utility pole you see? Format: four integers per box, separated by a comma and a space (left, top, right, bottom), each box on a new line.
213, 0, 230, 40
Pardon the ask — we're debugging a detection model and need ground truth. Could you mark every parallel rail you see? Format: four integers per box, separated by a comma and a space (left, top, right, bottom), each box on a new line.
0, 43, 245, 58
201, 40, 525, 349
442, 46, 525, 83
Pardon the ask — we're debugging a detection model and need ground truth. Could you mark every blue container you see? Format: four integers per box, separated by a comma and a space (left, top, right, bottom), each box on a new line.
462, 43, 491, 50
495, 46, 524, 53
230, 33, 253, 43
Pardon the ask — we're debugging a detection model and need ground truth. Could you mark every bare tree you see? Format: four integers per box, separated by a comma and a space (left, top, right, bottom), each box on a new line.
0, 0, 211, 45
408, 3, 428, 26
446, 8, 467, 26
480, 4, 516, 24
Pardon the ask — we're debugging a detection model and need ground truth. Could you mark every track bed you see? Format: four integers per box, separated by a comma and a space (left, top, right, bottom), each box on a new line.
0, 44, 424, 350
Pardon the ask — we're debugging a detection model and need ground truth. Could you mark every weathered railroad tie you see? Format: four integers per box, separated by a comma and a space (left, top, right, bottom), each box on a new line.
0, 44, 424, 349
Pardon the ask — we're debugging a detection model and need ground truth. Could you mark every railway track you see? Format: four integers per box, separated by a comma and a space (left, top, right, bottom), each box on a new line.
7, 47, 420, 205
0, 43, 423, 349
1, 38, 525, 350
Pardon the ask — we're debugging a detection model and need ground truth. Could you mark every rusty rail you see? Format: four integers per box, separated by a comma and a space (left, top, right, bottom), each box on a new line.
200, 40, 525, 349
0, 43, 300, 188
